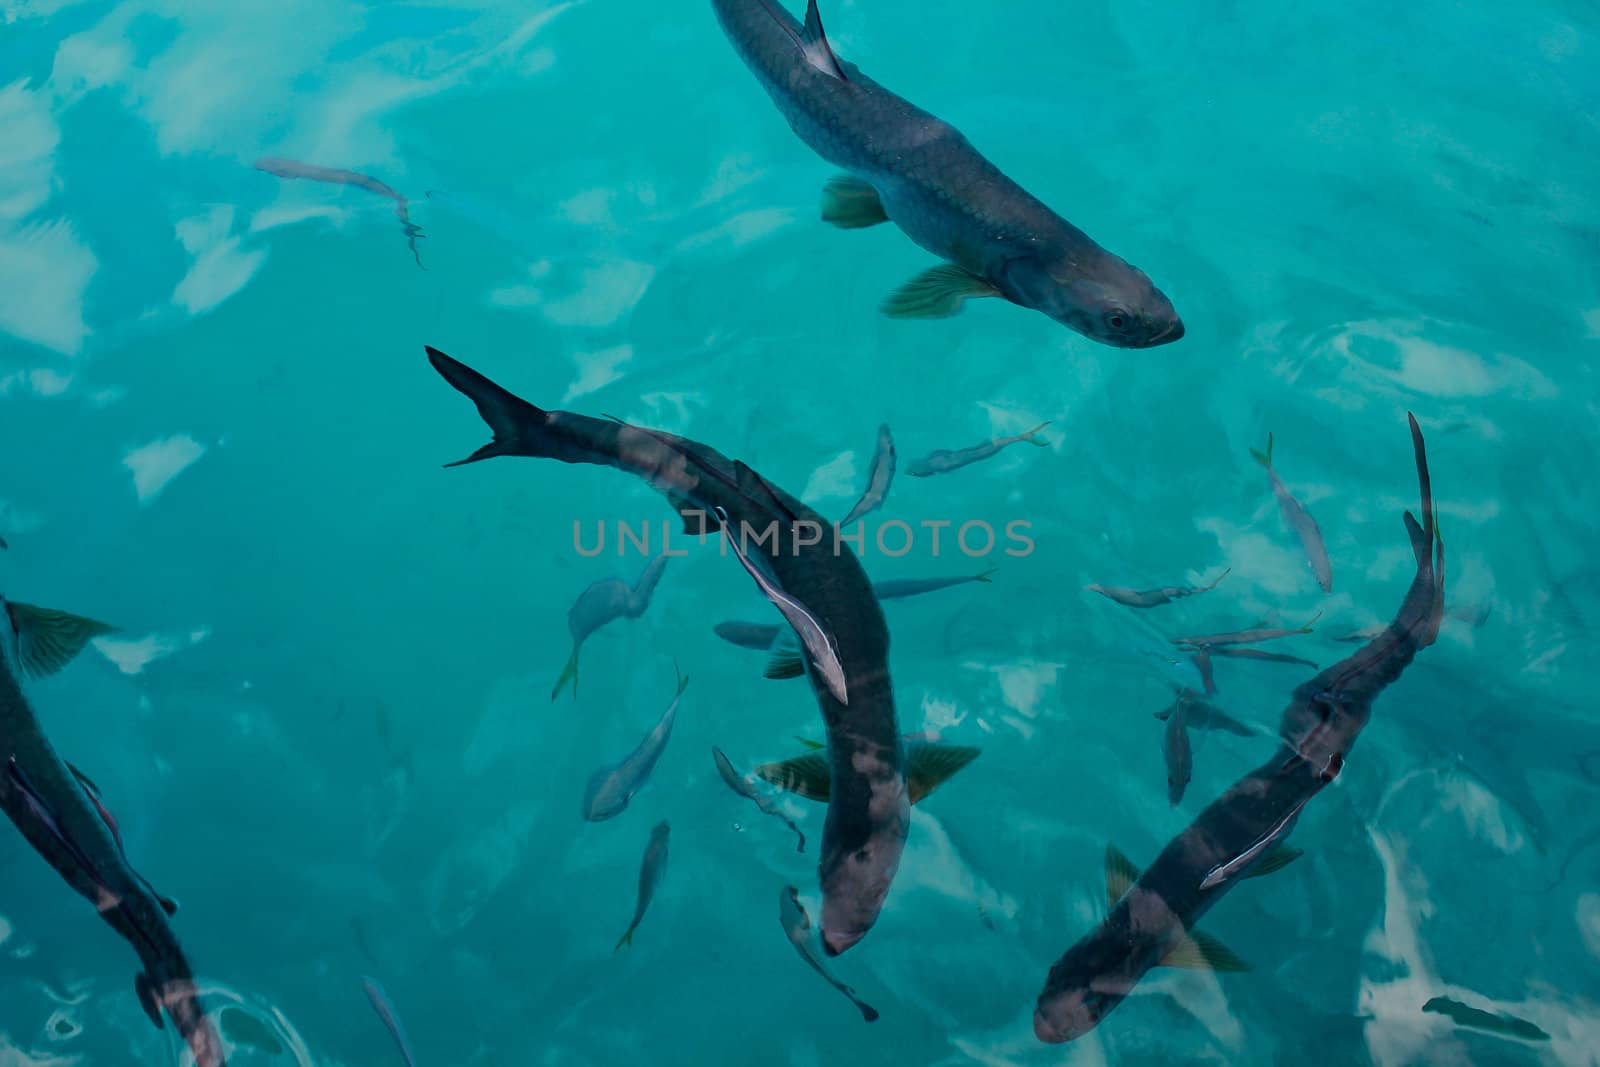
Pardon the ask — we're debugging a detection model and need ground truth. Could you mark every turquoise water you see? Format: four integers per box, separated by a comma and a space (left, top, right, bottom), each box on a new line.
2, 0, 1599, 1063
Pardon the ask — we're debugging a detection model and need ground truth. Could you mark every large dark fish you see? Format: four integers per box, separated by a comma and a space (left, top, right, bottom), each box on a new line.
552, 552, 670, 699
426, 346, 907, 955
905, 423, 1049, 478
710, 0, 1183, 345
1035, 414, 1445, 1043
1086, 569, 1229, 610
581, 669, 688, 821
1251, 433, 1333, 593
779, 886, 879, 1022
254, 157, 424, 267
0, 597, 227, 1066
616, 820, 671, 951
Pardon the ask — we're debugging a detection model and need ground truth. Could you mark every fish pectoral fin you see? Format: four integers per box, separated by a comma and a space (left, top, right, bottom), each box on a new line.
551, 648, 579, 701
1159, 929, 1250, 972
905, 741, 981, 804
754, 752, 832, 802
821, 175, 887, 229
7, 602, 116, 678
1243, 844, 1304, 879
1104, 844, 1141, 909
881, 265, 1000, 319
793, 736, 825, 751
134, 973, 165, 1030
764, 646, 806, 680
801, 0, 848, 80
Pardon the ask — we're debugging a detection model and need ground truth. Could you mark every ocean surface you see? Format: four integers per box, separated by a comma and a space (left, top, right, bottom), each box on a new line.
2, 0, 1598, 1063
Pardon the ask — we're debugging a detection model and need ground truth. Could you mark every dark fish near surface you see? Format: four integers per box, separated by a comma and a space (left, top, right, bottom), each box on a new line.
1162, 693, 1192, 806
1087, 569, 1229, 610
710, 0, 1183, 345
712, 746, 806, 852
427, 347, 907, 955
363, 978, 419, 1066
254, 157, 424, 267
1154, 691, 1257, 738
839, 424, 895, 528
1421, 995, 1550, 1042
616, 820, 670, 951
779, 886, 879, 1022
1252, 434, 1333, 593
1172, 612, 1321, 650
906, 423, 1049, 477
0, 597, 228, 1066
553, 552, 670, 699
582, 669, 688, 821
1035, 414, 1445, 1043
757, 738, 978, 805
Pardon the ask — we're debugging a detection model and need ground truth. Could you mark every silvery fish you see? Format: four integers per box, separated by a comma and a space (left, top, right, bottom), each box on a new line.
906, 423, 1049, 477
616, 820, 671, 951
582, 669, 688, 822
1251, 433, 1333, 593
1086, 569, 1229, 609
839, 424, 896, 528
552, 553, 670, 699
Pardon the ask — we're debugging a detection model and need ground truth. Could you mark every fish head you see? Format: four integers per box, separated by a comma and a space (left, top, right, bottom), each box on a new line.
818, 791, 909, 956
1001, 254, 1183, 348
1033, 927, 1144, 1042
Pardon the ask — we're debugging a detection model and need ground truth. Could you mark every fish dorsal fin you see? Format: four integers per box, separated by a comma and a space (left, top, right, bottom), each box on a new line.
1159, 928, 1249, 972
1243, 844, 1303, 879
905, 741, 981, 804
7, 602, 115, 678
754, 752, 831, 802
1105, 844, 1141, 909
801, 0, 848, 80
765, 646, 806, 680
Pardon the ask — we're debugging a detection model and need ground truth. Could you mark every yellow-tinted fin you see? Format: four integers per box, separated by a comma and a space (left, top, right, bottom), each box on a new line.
754, 752, 831, 802
7, 603, 116, 679
905, 741, 981, 804
551, 648, 579, 701
821, 175, 888, 229
881, 264, 999, 319
793, 736, 825, 751
1243, 844, 1303, 878
1159, 928, 1249, 972
764, 647, 806, 680
1105, 844, 1141, 909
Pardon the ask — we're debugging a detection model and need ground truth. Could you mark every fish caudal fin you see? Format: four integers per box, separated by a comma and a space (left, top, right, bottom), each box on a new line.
1021, 422, 1051, 446
673, 662, 690, 697
6, 603, 116, 678
755, 752, 832, 802
551, 648, 579, 701
800, 0, 847, 79
881, 264, 999, 319
426, 346, 551, 467
905, 742, 981, 804
974, 568, 997, 582
1249, 432, 1274, 470
764, 646, 806, 680
613, 927, 635, 953
1159, 928, 1250, 972
821, 175, 887, 229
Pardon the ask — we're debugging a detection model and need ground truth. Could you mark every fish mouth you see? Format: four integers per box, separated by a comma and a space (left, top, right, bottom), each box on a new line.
1141, 319, 1185, 347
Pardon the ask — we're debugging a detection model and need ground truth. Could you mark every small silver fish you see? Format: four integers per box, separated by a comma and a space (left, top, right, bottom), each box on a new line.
582, 669, 688, 822
1252, 433, 1332, 592
778, 886, 879, 1022
1086, 569, 1228, 609
616, 821, 670, 951
839, 424, 896, 527
552, 553, 670, 699
712, 747, 805, 852
362, 977, 418, 1067
1172, 612, 1322, 650
906, 423, 1049, 477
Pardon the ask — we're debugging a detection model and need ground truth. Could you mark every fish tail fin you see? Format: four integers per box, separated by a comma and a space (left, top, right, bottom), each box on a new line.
551, 648, 579, 701
673, 660, 690, 697
1249, 432, 1274, 470
426, 346, 552, 467
1202, 567, 1231, 592
613, 927, 634, 952
1296, 610, 1323, 634
974, 567, 998, 582
801, 0, 848, 80
1022, 421, 1051, 446
1403, 412, 1440, 571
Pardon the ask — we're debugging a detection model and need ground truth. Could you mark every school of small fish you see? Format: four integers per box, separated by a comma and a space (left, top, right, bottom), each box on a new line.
5, 0, 1534, 1060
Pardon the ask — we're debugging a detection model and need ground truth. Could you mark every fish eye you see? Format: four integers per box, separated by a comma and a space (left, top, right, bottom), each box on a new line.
1104, 310, 1130, 331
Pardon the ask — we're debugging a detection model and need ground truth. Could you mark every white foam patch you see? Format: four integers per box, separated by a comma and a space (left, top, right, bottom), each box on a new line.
248, 201, 349, 234
0, 219, 97, 357
563, 344, 633, 402
985, 660, 1061, 722
540, 260, 655, 328
172, 206, 266, 315
1436, 772, 1523, 853
92, 627, 208, 675
0, 79, 59, 223
917, 692, 967, 735
800, 451, 857, 503
1327, 319, 1557, 400
122, 434, 206, 504
675, 208, 797, 252
1583, 307, 1600, 340
49, 26, 133, 104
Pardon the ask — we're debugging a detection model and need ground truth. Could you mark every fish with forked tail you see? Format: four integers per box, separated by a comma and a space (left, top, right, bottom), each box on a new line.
426, 346, 907, 955
712, 747, 806, 852
582, 668, 688, 821
906, 424, 1050, 478
1252, 433, 1333, 593
553, 553, 670, 699
839, 424, 895, 528
254, 157, 424, 267
616, 820, 670, 951
710, 0, 1183, 345
1034, 414, 1444, 1042
1087, 569, 1229, 609
0, 596, 228, 1066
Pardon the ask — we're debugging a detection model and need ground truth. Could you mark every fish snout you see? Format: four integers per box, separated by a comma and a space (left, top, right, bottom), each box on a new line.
821, 926, 865, 957
1142, 317, 1185, 347
1033, 997, 1096, 1044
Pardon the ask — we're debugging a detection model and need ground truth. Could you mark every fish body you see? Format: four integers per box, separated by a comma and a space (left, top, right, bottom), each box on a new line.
582, 671, 688, 821
254, 157, 423, 266
872, 569, 995, 600
1172, 612, 1321, 650
1086, 569, 1228, 609
778, 886, 879, 1021
712, 747, 806, 852
428, 347, 907, 955
1036, 414, 1445, 1043
906, 423, 1049, 477
553, 553, 670, 699
362, 978, 419, 1066
839, 424, 895, 527
1252, 434, 1333, 593
616, 820, 671, 950
0, 598, 227, 1067
710, 0, 1182, 345
1162, 693, 1192, 806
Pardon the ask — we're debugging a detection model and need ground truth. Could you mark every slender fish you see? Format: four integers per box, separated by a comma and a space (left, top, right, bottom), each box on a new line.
1171, 612, 1321, 650
712, 747, 806, 852
906, 423, 1050, 478
616, 820, 671, 951
0, 598, 227, 1067
254, 157, 424, 266
710, 0, 1183, 345
1422, 996, 1550, 1042
362, 978, 419, 1066
1203, 646, 1318, 669
427, 347, 907, 955
1252, 433, 1333, 592
871, 569, 996, 600
779, 886, 879, 1022
552, 553, 670, 699
582, 669, 688, 821
1086, 569, 1229, 609
839, 424, 895, 528
1162, 694, 1192, 806
1035, 414, 1444, 1043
